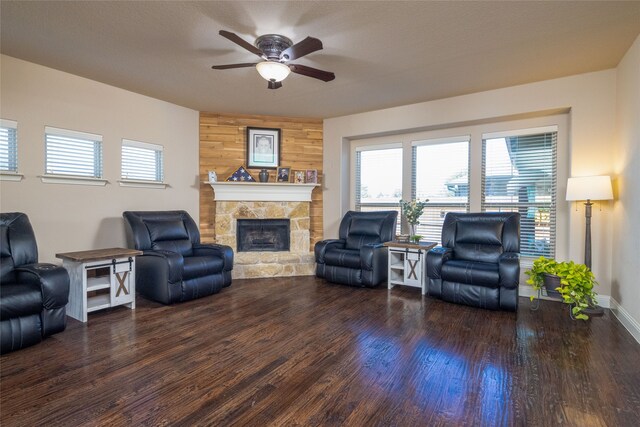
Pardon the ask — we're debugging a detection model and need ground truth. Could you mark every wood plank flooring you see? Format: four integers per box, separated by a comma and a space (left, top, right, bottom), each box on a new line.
2, 276, 639, 426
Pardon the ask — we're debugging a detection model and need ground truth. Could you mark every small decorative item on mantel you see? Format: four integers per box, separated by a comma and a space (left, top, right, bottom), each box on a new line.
277, 167, 290, 182
305, 169, 318, 184
399, 198, 429, 243
292, 170, 305, 184
226, 166, 255, 182
208, 171, 217, 182
259, 169, 269, 182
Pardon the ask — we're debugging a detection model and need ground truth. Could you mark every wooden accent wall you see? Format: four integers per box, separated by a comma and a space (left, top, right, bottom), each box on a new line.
199, 112, 323, 249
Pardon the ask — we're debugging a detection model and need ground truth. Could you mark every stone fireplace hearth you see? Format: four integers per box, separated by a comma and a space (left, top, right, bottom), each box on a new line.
209, 182, 319, 279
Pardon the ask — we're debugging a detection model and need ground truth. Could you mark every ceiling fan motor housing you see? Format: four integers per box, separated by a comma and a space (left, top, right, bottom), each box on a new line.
255, 34, 293, 60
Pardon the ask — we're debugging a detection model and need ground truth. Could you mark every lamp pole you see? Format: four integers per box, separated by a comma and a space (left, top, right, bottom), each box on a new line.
583, 198, 603, 316
584, 199, 592, 270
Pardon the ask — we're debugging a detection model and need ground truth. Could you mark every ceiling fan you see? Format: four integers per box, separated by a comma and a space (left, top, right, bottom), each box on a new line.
212, 30, 335, 89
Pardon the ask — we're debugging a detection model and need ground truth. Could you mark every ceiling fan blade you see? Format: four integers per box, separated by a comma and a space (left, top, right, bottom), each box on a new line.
211, 63, 259, 70
289, 64, 335, 82
268, 81, 283, 90
219, 30, 264, 58
280, 37, 323, 61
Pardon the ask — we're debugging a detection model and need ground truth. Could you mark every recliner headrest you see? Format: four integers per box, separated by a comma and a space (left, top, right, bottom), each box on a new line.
144, 219, 189, 242
456, 220, 503, 245
349, 218, 383, 237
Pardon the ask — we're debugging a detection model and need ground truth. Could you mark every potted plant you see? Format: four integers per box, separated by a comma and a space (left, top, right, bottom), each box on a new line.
554, 261, 599, 321
525, 256, 561, 299
525, 257, 599, 320
399, 199, 429, 243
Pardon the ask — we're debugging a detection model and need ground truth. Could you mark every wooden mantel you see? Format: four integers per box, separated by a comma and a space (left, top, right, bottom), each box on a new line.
206, 181, 320, 202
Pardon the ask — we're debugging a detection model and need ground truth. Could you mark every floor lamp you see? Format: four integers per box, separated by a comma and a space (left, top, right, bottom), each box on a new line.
566, 175, 613, 315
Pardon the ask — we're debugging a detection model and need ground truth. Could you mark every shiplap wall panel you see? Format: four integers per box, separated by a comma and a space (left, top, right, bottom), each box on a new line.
199, 112, 324, 249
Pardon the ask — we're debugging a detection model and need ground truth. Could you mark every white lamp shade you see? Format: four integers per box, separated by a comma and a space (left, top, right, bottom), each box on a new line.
566, 175, 613, 201
256, 61, 291, 82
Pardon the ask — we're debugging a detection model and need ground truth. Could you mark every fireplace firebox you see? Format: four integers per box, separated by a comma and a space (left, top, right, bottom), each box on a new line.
237, 219, 290, 252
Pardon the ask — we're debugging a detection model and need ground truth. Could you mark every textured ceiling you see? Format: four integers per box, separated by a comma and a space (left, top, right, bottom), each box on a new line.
1, 1, 639, 118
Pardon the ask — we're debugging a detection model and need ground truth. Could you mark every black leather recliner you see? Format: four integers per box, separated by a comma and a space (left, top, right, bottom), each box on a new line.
315, 210, 398, 287
1, 212, 70, 354
123, 210, 233, 304
426, 212, 520, 311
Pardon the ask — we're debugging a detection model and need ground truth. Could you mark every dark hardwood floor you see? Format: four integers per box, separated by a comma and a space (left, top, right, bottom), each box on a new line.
2, 276, 639, 426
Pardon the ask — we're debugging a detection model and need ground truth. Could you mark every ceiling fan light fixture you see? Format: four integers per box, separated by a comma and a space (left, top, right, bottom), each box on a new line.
256, 61, 290, 82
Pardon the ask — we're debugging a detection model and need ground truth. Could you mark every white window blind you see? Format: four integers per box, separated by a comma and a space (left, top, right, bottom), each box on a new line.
45, 126, 103, 178
412, 137, 470, 243
0, 119, 18, 173
355, 146, 403, 234
482, 128, 557, 259
121, 139, 164, 182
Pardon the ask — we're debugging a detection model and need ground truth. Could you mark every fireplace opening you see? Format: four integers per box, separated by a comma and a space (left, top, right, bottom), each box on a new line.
237, 219, 290, 252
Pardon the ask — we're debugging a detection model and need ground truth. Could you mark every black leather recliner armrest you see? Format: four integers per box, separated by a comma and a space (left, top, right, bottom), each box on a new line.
360, 243, 387, 271
498, 252, 520, 289
426, 247, 453, 279
15, 263, 70, 309
141, 250, 184, 283
193, 244, 234, 271
314, 239, 346, 263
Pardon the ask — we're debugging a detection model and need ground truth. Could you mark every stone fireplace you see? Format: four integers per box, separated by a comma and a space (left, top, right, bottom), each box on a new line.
209, 182, 318, 279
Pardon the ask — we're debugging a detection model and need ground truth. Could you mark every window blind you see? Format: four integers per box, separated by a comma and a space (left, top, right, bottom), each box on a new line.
0, 119, 18, 173
412, 138, 470, 243
354, 146, 403, 234
45, 126, 103, 178
121, 139, 164, 182
482, 130, 557, 259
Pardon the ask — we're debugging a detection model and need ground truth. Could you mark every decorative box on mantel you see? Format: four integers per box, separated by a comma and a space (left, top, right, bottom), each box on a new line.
205, 181, 320, 279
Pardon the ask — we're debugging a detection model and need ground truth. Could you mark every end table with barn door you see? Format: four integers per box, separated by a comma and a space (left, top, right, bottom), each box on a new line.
56, 248, 142, 322
384, 241, 437, 295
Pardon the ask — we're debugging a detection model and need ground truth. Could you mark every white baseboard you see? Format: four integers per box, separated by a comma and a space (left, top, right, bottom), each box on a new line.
609, 297, 640, 344
518, 285, 611, 308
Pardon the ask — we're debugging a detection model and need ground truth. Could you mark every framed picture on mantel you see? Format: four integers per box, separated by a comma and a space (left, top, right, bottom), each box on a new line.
277, 167, 290, 182
305, 169, 318, 184
292, 170, 305, 184
246, 127, 280, 169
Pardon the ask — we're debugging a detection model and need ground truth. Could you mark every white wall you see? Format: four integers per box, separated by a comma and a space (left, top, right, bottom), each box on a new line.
0, 55, 200, 263
612, 35, 640, 333
324, 70, 617, 296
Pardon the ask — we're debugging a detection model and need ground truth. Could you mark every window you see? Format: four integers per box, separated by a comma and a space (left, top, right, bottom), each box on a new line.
350, 117, 564, 257
412, 137, 470, 243
121, 139, 164, 182
355, 145, 403, 233
0, 119, 18, 173
45, 126, 103, 178
482, 127, 557, 259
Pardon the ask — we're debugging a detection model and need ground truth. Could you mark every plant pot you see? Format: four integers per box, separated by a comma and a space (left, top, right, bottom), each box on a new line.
543, 273, 562, 299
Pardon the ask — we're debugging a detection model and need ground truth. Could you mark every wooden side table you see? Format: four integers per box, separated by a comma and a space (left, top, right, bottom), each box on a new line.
56, 248, 142, 322
383, 241, 437, 295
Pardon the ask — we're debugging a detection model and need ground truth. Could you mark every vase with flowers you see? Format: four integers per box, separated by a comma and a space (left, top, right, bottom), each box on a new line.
399, 199, 429, 243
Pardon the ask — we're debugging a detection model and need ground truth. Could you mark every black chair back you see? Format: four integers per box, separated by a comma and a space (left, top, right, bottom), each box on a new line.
338, 210, 398, 249
123, 210, 201, 256
441, 212, 520, 263
0, 212, 39, 283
